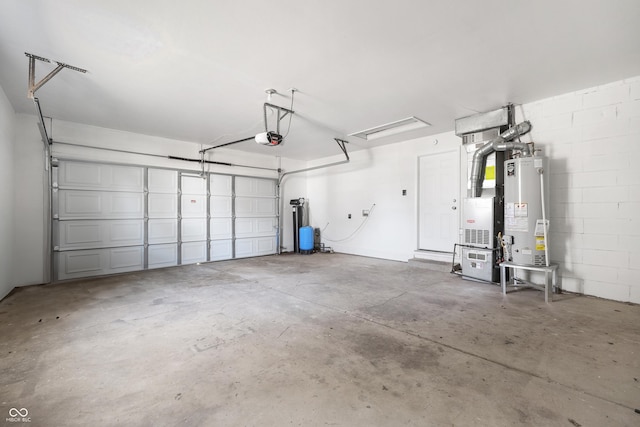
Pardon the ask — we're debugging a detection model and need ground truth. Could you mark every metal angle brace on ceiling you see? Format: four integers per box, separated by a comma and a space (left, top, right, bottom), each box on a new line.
25, 52, 87, 99
264, 102, 294, 134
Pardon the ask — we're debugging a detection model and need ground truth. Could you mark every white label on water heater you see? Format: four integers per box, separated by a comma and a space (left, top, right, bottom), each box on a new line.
506, 217, 529, 232
534, 219, 549, 236
514, 203, 528, 217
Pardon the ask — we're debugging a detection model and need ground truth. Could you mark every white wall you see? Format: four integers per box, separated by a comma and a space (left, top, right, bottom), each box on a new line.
515, 76, 640, 303
306, 132, 462, 261
13, 114, 48, 287
11, 117, 305, 286
0, 85, 15, 299
307, 76, 640, 303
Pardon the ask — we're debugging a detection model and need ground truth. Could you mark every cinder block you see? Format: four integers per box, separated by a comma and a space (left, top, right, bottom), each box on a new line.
629, 252, 640, 270
543, 94, 583, 117
583, 218, 612, 235
582, 135, 635, 156
571, 170, 617, 188
579, 121, 629, 141
547, 142, 575, 158
583, 84, 629, 109
582, 249, 628, 268
583, 280, 630, 302
533, 112, 574, 131
617, 99, 640, 118
550, 187, 583, 204
582, 153, 626, 172
617, 201, 640, 219
549, 172, 572, 189
582, 233, 618, 251
530, 127, 577, 146
617, 169, 640, 185
549, 217, 584, 234
619, 235, 637, 252
574, 202, 618, 219
582, 186, 628, 203
550, 202, 572, 218
575, 263, 618, 283
550, 244, 583, 265
573, 105, 617, 127
628, 185, 640, 201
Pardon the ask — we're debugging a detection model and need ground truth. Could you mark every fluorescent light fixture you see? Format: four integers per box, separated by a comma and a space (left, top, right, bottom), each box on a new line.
349, 116, 431, 140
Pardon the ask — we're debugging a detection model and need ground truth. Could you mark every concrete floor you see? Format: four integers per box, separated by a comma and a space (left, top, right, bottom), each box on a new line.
1, 253, 639, 426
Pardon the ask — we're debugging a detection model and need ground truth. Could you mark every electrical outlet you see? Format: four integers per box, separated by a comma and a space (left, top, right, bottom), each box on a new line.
402, 189, 407, 196
362, 210, 369, 217
348, 213, 352, 219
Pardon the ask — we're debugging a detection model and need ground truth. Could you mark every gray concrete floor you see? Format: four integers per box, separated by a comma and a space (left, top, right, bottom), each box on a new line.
1, 253, 639, 426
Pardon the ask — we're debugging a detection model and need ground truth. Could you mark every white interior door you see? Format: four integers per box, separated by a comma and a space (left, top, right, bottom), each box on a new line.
418, 150, 459, 252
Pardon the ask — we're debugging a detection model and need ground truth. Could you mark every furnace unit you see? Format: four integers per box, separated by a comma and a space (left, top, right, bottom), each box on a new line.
455, 104, 532, 282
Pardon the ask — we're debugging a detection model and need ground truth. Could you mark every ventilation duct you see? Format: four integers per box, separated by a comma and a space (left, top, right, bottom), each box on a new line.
469, 121, 532, 197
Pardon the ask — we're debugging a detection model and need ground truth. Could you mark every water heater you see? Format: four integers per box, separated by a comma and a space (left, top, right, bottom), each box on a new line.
503, 156, 549, 266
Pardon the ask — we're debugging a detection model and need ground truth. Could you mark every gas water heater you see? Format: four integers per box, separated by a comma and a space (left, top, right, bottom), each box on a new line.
503, 156, 549, 266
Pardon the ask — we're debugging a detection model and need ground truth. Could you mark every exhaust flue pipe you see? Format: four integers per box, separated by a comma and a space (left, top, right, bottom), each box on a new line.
469, 121, 532, 197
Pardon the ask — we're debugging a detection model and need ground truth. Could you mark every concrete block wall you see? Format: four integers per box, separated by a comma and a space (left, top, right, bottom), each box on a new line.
516, 76, 640, 303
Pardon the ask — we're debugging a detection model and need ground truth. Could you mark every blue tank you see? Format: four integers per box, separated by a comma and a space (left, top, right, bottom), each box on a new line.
299, 226, 314, 253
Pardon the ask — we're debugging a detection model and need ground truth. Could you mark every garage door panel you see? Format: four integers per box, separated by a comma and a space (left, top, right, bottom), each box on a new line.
59, 191, 144, 219
59, 162, 143, 191
181, 175, 207, 195
235, 197, 276, 217
235, 217, 277, 238
182, 218, 207, 242
181, 195, 207, 217
210, 218, 232, 240
181, 241, 207, 264
148, 169, 177, 193
235, 237, 277, 258
148, 244, 178, 269
210, 196, 232, 217
110, 247, 144, 269
59, 220, 144, 250
210, 174, 232, 196
148, 219, 178, 244
149, 193, 178, 218
210, 240, 232, 261
235, 177, 275, 197
57, 247, 144, 280
60, 251, 102, 276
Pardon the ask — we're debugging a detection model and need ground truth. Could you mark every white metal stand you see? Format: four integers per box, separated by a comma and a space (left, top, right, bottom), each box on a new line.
499, 262, 559, 303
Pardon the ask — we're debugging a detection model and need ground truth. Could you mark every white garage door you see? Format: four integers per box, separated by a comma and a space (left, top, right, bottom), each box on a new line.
53, 161, 278, 280
234, 176, 278, 258
54, 162, 145, 280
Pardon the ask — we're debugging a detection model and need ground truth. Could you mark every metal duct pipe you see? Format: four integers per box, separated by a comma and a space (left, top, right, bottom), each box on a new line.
469, 121, 532, 197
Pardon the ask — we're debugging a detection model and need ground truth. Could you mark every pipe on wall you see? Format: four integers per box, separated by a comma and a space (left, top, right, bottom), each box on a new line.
469, 121, 532, 197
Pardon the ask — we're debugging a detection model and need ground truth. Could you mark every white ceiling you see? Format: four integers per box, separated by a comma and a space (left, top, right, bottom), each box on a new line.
1, 0, 639, 160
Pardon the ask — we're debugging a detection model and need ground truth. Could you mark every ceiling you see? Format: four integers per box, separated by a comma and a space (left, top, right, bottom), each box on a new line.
1, 0, 639, 161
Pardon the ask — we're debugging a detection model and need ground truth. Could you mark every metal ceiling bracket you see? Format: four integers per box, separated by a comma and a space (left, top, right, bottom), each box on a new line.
264, 102, 294, 134
25, 52, 87, 99
334, 138, 350, 161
